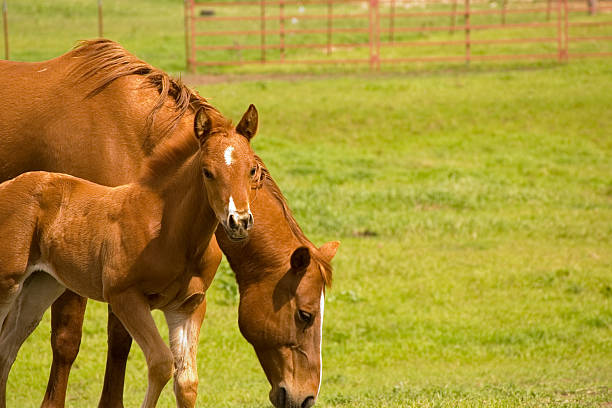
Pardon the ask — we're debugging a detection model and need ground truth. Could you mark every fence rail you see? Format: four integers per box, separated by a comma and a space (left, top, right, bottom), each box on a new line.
185, 0, 612, 70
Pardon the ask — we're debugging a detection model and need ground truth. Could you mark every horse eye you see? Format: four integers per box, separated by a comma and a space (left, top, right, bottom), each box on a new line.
249, 166, 257, 177
298, 310, 313, 324
203, 169, 213, 179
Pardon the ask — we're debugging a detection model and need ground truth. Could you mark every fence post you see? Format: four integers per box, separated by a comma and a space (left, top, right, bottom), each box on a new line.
465, 0, 470, 64
98, 0, 103, 37
375, 0, 380, 69
563, 0, 569, 60
184, 0, 191, 72
260, 0, 266, 63
390, 0, 395, 42
190, 0, 196, 72
501, 0, 507, 25
327, 0, 333, 55
369, 0, 380, 70
450, 0, 457, 34
2, 0, 8, 60
280, 0, 285, 61
556, 0, 561, 61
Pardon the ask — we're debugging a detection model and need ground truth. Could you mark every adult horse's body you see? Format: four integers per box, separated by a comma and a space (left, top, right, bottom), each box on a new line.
0, 40, 338, 408
0, 105, 260, 408
0, 39, 223, 408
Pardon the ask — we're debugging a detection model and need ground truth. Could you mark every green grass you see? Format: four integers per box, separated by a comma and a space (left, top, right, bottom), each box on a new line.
3, 2, 612, 407
7, 58, 612, 407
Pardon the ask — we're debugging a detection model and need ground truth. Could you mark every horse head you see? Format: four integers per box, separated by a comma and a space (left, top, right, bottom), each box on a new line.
237, 241, 340, 408
195, 104, 259, 242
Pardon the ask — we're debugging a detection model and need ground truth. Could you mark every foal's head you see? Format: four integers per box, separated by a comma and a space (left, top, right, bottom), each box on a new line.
195, 104, 259, 241
237, 242, 340, 408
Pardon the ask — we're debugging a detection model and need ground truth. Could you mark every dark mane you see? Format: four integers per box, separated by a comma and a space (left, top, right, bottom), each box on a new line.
254, 156, 333, 288
69, 39, 217, 151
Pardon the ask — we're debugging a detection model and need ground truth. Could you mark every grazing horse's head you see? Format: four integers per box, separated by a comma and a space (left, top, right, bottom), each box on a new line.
237, 241, 340, 408
195, 104, 259, 241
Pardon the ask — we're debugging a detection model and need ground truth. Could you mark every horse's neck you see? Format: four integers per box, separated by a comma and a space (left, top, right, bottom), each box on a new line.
146, 152, 217, 260
229, 187, 299, 289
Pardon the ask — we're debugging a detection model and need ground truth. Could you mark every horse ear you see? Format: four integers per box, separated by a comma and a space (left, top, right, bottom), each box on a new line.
290, 246, 311, 272
319, 241, 340, 261
194, 107, 212, 144
236, 104, 258, 141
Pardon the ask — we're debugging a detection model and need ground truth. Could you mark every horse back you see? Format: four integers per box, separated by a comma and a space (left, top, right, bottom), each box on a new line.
0, 52, 163, 187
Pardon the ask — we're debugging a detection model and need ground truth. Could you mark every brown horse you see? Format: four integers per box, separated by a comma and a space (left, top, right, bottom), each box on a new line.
0, 40, 338, 408
0, 39, 225, 408
0, 104, 259, 408
81, 157, 339, 408
217, 162, 339, 408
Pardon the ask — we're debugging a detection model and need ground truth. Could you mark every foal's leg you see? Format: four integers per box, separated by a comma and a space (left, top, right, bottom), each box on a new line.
165, 241, 220, 408
42, 290, 88, 408
98, 307, 133, 408
164, 298, 207, 408
0, 272, 65, 408
108, 289, 174, 408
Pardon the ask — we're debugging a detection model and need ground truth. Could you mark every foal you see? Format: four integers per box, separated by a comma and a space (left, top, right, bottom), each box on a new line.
86, 158, 340, 408
0, 105, 259, 408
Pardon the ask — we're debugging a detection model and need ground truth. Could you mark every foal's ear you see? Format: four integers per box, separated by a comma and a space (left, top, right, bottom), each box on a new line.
236, 104, 258, 141
290, 246, 311, 272
194, 107, 212, 144
319, 241, 340, 261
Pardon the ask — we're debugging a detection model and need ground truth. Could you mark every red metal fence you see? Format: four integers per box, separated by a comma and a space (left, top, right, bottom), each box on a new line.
185, 0, 612, 70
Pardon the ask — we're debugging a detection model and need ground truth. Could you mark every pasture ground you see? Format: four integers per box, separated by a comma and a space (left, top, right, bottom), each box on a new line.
4, 1, 612, 407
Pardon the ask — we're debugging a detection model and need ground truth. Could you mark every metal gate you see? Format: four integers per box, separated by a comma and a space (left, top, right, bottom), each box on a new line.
185, 0, 612, 70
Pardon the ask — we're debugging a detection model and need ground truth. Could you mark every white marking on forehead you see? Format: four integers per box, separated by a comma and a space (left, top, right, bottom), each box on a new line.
317, 290, 325, 397
224, 146, 235, 166
228, 196, 237, 213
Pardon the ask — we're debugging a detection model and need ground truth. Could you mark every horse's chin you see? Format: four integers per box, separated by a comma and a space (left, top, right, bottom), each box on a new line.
221, 223, 249, 243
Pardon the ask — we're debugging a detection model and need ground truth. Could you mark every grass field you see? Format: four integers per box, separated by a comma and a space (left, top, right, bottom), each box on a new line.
3, 1, 612, 407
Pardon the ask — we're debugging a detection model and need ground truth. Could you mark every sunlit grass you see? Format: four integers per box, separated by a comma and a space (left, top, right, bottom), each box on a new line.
3, 2, 612, 406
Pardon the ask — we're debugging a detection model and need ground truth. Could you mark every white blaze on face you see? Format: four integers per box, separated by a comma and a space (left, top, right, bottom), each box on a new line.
224, 146, 235, 166
317, 290, 325, 397
228, 196, 237, 215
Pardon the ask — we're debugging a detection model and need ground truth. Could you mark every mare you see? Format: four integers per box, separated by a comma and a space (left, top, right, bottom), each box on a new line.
216, 160, 339, 408
0, 39, 340, 408
0, 38, 229, 408
0, 104, 260, 408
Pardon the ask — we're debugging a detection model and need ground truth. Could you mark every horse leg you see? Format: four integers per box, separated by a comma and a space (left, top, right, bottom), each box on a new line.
164, 298, 207, 408
108, 289, 174, 408
0, 272, 65, 408
42, 290, 88, 408
0, 270, 26, 333
98, 307, 133, 408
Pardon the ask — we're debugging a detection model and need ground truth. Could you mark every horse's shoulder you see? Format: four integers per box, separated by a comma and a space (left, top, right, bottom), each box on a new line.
114, 185, 164, 241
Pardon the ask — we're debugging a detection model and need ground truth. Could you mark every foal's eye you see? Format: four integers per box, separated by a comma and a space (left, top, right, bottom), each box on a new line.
298, 310, 313, 324
249, 166, 257, 177
203, 169, 214, 179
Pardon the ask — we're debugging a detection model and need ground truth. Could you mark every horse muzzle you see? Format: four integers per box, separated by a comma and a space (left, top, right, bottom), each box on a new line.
269, 385, 316, 408
222, 210, 253, 241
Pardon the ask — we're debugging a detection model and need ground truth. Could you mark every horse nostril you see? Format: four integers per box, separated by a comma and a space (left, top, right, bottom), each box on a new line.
228, 214, 238, 230
278, 387, 287, 407
240, 215, 250, 230
302, 396, 315, 408
247, 213, 254, 230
